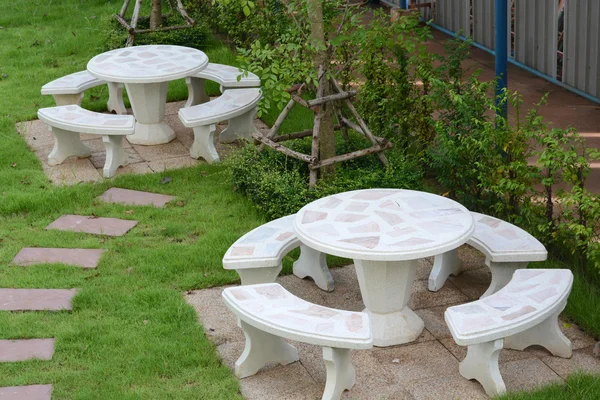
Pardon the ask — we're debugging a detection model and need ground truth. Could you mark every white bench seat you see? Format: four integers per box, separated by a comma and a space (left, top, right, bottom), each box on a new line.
41, 71, 126, 115
223, 215, 334, 291
445, 269, 573, 396
37, 105, 135, 178
223, 283, 372, 400
429, 212, 547, 297
178, 88, 262, 163
185, 63, 260, 108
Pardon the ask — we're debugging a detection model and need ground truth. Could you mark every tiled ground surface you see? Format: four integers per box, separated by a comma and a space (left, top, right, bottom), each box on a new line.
18, 101, 270, 185
186, 246, 600, 400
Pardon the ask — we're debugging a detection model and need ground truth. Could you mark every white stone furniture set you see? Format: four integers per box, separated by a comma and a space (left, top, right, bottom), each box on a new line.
39, 45, 261, 176
221, 189, 574, 399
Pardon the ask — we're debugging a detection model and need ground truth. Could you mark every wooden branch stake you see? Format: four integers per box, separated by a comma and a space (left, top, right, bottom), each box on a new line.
119, 0, 131, 17
309, 65, 327, 188
330, 78, 388, 166
252, 133, 315, 163
306, 90, 356, 108
272, 125, 341, 142
310, 141, 392, 170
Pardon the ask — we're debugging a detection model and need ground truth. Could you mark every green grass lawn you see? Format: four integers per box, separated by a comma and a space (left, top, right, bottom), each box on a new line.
0, 0, 598, 399
0, 0, 256, 397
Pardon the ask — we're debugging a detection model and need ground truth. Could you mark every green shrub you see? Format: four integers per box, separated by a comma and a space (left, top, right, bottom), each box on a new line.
228, 136, 423, 220
102, 13, 211, 51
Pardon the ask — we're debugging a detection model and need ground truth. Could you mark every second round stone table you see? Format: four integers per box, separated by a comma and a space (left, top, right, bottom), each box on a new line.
294, 189, 474, 347
87, 45, 208, 145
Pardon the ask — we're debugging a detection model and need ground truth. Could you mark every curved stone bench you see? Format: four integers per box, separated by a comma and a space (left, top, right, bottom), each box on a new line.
428, 212, 547, 297
178, 88, 262, 163
222, 214, 334, 291
37, 105, 135, 178
445, 269, 573, 396
41, 71, 126, 115
223, 283, 372, 400
185, 63, 260, 108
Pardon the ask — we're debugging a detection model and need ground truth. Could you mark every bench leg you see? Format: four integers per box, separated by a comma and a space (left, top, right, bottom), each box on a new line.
428, 249, 463, 292
190, 124, 220, 163
504, 302, 572, 358
219, 107, 260, 143
236, 264, 282, 285
102, 135, 129, 178
235, 319, 299, 378
293, 245, 334, 292
52, 93, 84, 106
322, 347, 355, 400
47, 127, 91, 166
459, 339, 506, 397
185, 77, 209, 108
107, 82, 127, 115
481, 261, 528, 298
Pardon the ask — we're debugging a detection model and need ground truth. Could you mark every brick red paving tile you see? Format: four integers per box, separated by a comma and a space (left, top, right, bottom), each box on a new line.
0, 289, 77, 311
11, 248, 105, 269
98, 187, 175, 208
0, 385, 52, 400
46, 215, 137, 236
0, 339, 55, 362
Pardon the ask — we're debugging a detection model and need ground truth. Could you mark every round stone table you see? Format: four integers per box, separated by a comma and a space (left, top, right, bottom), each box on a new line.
87, 45, 208, 145
294, 189, 474, 347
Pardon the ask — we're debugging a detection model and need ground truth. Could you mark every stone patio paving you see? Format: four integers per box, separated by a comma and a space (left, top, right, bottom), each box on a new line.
18, 101, 269, 185
186, 246, 600, 400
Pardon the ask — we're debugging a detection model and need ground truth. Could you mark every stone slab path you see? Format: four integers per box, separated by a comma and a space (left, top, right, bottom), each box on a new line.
0, 289, 77, 311
98, 187, 175, 208
11, 248, 105, 269
0, 384, 52, 400
186, 246, 600, 400
46, 215, 137, 236
0, 339, 55, 362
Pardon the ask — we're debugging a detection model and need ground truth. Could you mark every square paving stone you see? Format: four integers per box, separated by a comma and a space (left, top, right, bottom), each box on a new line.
98, 187, 175, 208
46, 215, 137, 236
500, 358, 563, 392
405, 374, 488, 400
372, 340, 460, 384
0, 385, 52, 400
541, 346, 600, 378
11, 248, 105, 269
0, 289, 77, 311
0, 339, 55, 362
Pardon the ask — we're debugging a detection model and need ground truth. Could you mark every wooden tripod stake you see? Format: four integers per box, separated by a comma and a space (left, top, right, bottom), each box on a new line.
115, 0, 195, 46
253, 67, 392, 189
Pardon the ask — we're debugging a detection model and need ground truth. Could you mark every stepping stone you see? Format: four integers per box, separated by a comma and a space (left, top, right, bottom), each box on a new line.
0, 289, 77, 311
98, 187, 175, 207
11, 248, 105, 269
0, 385, 52, 400
46, 215, 137, 237
0, 339, 55, 362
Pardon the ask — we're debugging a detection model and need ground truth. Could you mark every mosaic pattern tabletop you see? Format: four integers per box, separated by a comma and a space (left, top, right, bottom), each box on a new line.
445, 269, 573, 344
87, 45, 209, 84
294, 189, 475, 261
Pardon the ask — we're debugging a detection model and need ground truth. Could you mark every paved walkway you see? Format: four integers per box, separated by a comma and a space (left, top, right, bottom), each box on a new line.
186, 246, 600, 400
1, 188, 172, 398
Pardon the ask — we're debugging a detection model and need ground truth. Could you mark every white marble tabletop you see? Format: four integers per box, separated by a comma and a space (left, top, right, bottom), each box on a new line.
87, 45, 208, 84
294, 189, 475, 261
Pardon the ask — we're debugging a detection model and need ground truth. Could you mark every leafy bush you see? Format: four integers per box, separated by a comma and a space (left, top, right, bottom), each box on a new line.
102, 13, 211, 51
228, 136, 423, 220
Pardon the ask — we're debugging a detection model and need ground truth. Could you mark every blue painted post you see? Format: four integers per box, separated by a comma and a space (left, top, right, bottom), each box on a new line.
495, 0, 508, 118
400, 0, 409, 9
